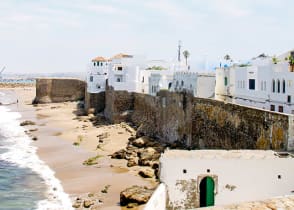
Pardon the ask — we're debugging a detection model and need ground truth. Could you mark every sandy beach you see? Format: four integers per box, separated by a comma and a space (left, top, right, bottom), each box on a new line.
3, 86, 157, 210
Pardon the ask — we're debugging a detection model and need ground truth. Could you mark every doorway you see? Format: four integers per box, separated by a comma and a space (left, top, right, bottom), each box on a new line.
200, 176, 215, 207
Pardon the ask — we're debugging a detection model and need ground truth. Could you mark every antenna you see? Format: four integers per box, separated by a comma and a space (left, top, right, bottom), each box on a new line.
178, 40, 182, 62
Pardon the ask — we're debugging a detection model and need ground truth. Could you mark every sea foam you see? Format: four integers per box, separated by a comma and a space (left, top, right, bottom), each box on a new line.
0, 105, 73, 210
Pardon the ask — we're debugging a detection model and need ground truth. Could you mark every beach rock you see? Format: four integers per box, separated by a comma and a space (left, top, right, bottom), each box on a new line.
132, 138, 145, 148
83, 199, 94, 208
128, 136, 136, 142
127, 203, 138, 208
120, 185, 153, 206
20, 120, 36, 126
138, 168, 154, 178
111, 149, 126, 159
127, 158, 137, 167
138, 147, 160, 166
72, 200, 82, 208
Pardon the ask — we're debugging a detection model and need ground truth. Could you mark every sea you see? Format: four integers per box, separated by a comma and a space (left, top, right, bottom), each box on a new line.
0, 90, 73, 210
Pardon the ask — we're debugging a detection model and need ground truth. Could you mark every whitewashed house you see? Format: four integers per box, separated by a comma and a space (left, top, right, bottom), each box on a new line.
171, 71, 215, 98
86, 52, 216, 98
145, 150, 294, 210
86, 56, 109, 93
215, 50, 294, 114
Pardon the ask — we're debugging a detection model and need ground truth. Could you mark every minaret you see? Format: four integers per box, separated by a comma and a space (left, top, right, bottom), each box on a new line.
178, 40, 182, 62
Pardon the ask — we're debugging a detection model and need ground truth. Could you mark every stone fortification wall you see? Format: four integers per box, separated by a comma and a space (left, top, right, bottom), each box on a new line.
102, 87, 292, 150
34, 78, 85, 103
191, 98, 289, 150
84, 92, 105, 114
104, 86, 134, 123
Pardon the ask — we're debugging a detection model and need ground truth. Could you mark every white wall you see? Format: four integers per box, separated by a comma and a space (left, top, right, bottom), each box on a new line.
144, 183, 166, 210
216, 60, 294, 114
160, 151, 294, 208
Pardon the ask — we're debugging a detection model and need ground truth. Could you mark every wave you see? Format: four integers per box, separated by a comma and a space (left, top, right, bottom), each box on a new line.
0, 106, 73, 210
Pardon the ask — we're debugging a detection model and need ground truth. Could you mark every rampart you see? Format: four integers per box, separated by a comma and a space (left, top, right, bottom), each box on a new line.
34, 78, 86, 103
102, 86, 294, 151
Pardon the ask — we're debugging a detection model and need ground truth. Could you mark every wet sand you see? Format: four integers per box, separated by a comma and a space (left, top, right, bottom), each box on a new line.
3, 87, 157, 209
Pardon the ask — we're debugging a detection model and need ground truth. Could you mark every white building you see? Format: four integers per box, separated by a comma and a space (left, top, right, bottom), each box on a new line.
86, 53, 188, 96
86, 56, 109, 93
171, 71, 216, 98
86, 52, 217, 98
215, 50, 294, 114
145, 150, 294, 210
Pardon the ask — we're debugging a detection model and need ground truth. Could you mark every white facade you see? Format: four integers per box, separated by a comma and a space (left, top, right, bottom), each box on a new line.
215, 52, 294, 114
171, 72, 216, 98
86, 57, 109, 93
155, 150, 294, 209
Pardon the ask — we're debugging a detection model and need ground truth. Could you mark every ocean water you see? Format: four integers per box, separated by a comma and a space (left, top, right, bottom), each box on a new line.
0, 92, 73, 210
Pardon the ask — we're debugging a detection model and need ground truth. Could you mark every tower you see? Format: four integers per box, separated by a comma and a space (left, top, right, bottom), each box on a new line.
178, 40, 182, 62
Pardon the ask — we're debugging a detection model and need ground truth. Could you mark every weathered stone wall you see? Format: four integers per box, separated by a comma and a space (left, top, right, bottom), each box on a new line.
102, 87, 292, 150
191, 98, 289, 150
85, 92, 105, 114
104, 86, 134, 123
34, 78, 85, 103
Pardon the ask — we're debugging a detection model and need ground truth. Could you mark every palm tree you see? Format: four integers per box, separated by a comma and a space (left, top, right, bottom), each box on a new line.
224, 54, 231, 61
183, 50, 190, 66
289, 53, 294, 72
272, 56, 279, 64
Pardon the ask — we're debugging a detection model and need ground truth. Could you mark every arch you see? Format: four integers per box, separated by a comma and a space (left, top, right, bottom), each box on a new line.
200, 176, 215, 207
272, 79, 275, 92
277, 79, 280, 93
282, 79, 286, 93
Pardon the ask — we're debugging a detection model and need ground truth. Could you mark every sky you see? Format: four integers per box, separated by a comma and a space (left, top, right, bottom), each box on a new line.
0, 0, 294, 73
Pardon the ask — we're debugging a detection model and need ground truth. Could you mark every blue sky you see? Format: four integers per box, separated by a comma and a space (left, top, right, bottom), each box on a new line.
0, 0, 294, 73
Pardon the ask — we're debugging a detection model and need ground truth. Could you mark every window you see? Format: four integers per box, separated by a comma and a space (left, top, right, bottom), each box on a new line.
224, 77, 228, 86
242, 80, 245, 88
101, 62, 103, 66
283, 79, 286, 93
288, 95, 291, 103
261, 81, 263, 91
277, 79, 280, 93
117, 78, 121, 82
97, 61, 100, 66
90, 76, 93, 82
249, 79, 255, 90
142, 77, 144, 83
181, 80, 184, 86
93, 62, 96, 66
117, 66, 123, 71
264, 81, 266, 91
278, 106, 283, 113
270, 105, 275, 111
272, 80, 275, 92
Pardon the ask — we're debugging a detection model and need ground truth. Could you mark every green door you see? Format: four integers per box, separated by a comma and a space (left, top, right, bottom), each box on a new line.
200, 177, 215, 207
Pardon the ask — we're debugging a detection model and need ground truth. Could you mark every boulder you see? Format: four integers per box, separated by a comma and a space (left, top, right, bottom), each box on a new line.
111, 149, 126, 159
83, 199, 94, 208
132, 136, 153, 148
127, 158, 137, 167
120, 185, 153, 206
20, 120, 36, 126
138, 147, 160, 166
138, 168, 154, 178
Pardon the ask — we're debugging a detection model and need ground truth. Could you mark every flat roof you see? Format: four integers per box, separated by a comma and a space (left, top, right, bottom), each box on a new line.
161, 150, 294, 160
